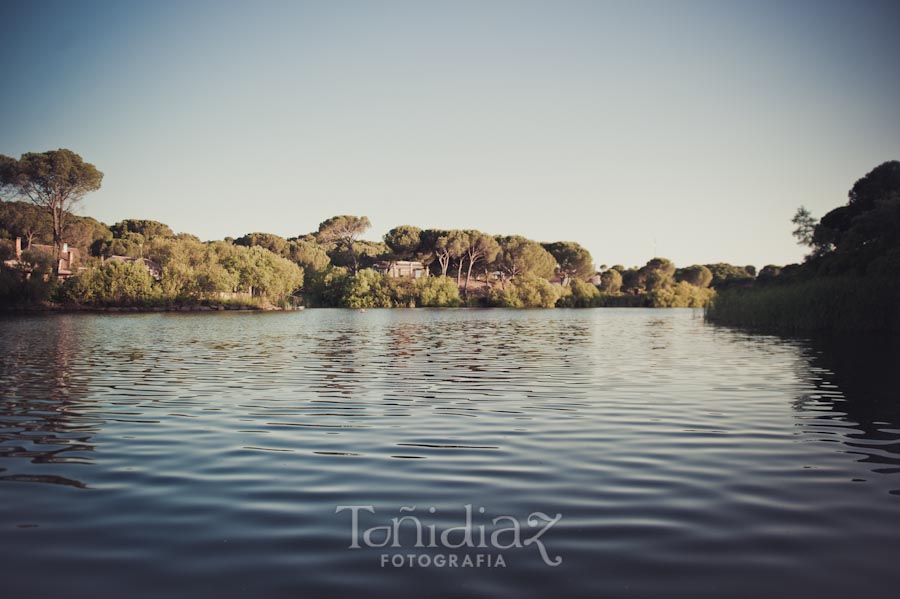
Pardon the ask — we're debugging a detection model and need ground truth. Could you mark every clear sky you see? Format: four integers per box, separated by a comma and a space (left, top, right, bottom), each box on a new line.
2, 0, 899, 269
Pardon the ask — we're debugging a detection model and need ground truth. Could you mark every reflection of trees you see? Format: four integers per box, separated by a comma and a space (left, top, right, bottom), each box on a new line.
794, 333, 900, 474
386, 323, 419, 364
0, 316, 93, 488
307, 325, 370, 399
303, 312, 596, 417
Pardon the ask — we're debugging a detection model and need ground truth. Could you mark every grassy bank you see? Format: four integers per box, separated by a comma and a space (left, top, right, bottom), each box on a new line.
706, 276, 900, 333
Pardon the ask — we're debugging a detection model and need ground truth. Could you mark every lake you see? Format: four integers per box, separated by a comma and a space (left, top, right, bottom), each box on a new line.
2, 309, 900, 597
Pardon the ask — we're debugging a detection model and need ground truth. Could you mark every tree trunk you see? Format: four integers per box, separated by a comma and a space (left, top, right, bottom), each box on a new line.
50, 207, 62, 276
51, 209, 61, 249
464, 257, 475, 296
57, 207, 68, 251
348, 242, 359, 274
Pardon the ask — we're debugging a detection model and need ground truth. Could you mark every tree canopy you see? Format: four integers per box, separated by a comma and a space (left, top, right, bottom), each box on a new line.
0, 201, 48, 247
804, 161, 900, 274
638, 257, 676, 291
286, 239, 331, 271
234, 232, 289, 256
383, 225, 422, 261
315, 215, 371, 273
796, 161, 900, 264
0, 199, 110, 251
791, 206, 817, 250
496, 236, 556, 281
599, 268, 623, 293
425, 229, 467, 277
459, 230, 500, 294
542, 241, 594, 285
0, 150, 103, 260
704, 263, 755, 289
675, 264, 713, 288
112, 219, 175, 241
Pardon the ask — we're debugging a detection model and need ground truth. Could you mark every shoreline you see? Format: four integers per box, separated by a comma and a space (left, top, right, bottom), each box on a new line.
1, 304, 705, 314
1, 303, 304, 314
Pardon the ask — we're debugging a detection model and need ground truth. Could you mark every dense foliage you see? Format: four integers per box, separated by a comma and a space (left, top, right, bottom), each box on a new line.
56, 239, 304, 307
488, 273, 563, 308
708, 161, 900, 332
0, 150, 103, 257
9, 146, 849, 312
0, 200, 111, 252
1, 193, 727, 309
62, 261, 155, 306
708, 276, 900, 333
0, 249, 56, 306
303, 270, 461, 308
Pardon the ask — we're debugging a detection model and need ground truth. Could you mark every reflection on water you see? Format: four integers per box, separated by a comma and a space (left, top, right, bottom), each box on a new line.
0, 316, 94, 487
794, 334, 900, 488
0, 309, 899, 597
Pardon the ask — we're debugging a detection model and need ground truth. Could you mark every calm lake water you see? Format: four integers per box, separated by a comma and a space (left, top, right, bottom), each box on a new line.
2, 309, 900, 597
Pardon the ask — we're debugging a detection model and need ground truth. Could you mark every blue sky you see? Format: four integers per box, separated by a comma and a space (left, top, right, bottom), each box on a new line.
2, 0, 899, 268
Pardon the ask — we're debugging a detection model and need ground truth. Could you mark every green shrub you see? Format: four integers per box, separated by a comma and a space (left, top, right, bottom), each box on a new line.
341, 269, 395, 308
303, 266, 351, 307
647, 281, 715, 307
307, 271, 462, 308
489, 273, 562, 308
415, 276, 461, 307
0, 266, 56, 306
61, 260, 156, 306
598, 269, 623, 293
0, 249, 58, 306
557, 278, 601, 307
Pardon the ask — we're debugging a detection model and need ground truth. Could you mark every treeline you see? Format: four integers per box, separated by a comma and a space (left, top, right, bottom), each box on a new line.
1, 199, 759, 309
227, 222, 742, 308
707, 161, 900, 332
5, 148, 895, 316
0, 148, 764, 310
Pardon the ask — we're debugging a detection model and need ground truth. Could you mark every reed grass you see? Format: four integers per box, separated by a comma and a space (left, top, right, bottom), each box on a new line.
706, 276, 900, 333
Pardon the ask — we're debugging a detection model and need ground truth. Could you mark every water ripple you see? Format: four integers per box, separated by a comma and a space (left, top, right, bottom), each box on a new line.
1, 309, 900, 597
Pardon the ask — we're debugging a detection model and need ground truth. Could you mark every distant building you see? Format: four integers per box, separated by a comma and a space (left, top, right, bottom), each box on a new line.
3, 238, 164, 282
374, 260, 426, 279
6, 237, 80, 280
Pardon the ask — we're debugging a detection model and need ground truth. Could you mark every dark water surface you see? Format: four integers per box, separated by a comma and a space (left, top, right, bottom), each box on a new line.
1, 309, 900, 597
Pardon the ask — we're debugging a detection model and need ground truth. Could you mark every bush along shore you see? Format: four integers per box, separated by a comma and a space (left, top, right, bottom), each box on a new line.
7, 301, 302, 313
707, 161, 900, 333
